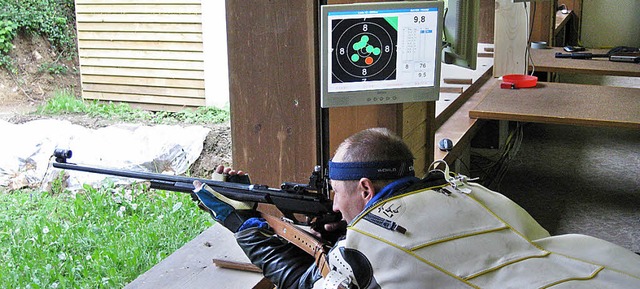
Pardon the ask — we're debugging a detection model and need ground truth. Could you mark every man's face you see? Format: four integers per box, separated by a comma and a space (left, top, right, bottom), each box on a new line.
331, 179, 368, 223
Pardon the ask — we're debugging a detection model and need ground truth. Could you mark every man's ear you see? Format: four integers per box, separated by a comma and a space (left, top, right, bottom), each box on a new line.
358, 178, 376, 202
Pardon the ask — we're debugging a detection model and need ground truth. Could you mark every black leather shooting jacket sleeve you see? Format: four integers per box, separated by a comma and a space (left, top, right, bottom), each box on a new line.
236, 227, 322, 289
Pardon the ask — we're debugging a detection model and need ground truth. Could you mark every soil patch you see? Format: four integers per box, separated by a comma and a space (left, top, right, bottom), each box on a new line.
0, 33, 80, 112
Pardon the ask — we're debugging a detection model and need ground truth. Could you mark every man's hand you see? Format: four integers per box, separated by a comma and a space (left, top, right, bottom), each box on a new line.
311, 219, 347, 244
192, 165, 258, 232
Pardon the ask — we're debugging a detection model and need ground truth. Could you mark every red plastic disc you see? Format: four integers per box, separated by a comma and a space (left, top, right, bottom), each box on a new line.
502, 74, 538, 88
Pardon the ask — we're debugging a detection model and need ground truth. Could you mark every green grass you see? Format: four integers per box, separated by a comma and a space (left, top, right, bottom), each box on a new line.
6, 85, 229, 288
37, 90, 230, 125
0, 181, 213, 288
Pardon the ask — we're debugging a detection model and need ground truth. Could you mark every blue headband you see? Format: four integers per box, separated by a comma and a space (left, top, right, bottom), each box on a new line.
328, 160, 415, 180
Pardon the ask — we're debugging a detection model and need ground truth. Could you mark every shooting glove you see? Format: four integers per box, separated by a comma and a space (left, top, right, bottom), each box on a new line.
192, 172, 259, 233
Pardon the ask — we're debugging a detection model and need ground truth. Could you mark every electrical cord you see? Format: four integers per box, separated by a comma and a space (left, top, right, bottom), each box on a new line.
471, 122, 525, 190
525, 2, 537, 76
491, 122, 524, 188
524, 2, 530, 74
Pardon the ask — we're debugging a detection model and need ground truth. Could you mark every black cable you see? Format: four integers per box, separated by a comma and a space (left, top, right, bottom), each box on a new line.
473, 122, 524, 190
525, 2, 537, 75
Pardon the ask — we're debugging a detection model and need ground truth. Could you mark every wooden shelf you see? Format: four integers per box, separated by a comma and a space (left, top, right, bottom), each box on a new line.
470, 82, 640, 129
555, 10, 572, 36
530, 47, 640, 77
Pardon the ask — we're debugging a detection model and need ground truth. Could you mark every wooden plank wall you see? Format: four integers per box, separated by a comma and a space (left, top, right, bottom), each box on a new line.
529, 0, 555, 44
75, 0, 205, 111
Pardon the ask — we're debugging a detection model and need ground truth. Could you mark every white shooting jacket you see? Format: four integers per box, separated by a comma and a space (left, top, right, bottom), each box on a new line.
318, 163, 640, 289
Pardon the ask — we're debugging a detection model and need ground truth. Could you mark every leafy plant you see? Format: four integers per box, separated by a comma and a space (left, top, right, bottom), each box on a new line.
0, 19, 18, 54
0, 184, 212, 288
0, 54, 15, 73
39, 62, 70, 75
0, 19, 18, 70
154, 106, 231, 124
0, 0, 77, 60
49, 170, 67, 195
37, 90, 231, 125
36, 90, 87, 114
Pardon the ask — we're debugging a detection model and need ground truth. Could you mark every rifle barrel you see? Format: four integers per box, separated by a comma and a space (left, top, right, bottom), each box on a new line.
51, 161, 335, 216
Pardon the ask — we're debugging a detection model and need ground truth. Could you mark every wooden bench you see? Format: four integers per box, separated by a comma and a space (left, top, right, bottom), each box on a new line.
469, 82, 640, 129
124, 223, 272, 289
529, 47, 640, 77
433, 44, 495, 167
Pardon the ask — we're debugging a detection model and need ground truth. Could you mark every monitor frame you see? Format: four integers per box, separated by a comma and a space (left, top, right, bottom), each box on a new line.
442, 0, 480, 70
320, 1, 444, 108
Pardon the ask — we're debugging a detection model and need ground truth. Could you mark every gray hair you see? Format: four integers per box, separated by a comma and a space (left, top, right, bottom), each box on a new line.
334, 127, 414, 163
333, 128, 414, 191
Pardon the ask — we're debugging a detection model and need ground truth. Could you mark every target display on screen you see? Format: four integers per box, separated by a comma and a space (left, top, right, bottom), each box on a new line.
331, 17, 398, 83
320, 1, 443, 108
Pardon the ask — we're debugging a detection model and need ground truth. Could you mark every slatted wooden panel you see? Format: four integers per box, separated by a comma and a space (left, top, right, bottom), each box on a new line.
75, 0, 205, 111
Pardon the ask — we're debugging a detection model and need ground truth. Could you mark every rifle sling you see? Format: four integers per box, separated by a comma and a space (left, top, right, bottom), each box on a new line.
260, 213, 331, 277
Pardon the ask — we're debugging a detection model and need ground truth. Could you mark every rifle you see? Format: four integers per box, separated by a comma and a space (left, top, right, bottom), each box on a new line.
555, 52, 640, 63
51, 149, 341, 232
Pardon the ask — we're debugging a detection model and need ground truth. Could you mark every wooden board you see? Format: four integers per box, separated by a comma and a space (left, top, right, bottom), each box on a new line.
76, 14, 202, 23
80, 58, 204, 71
493, 0, 529, 77
75, 4, 201, 14
81, 75, 204, 89
79, 66, 204, 79
528, 0, 554, 44
328, 104, 403, 157
77, 31, 203, 43
79, 49, 204, 61
530, 47, 640, 77
402, 102, 430, 176
77, 23, 203, 33
434, 77, 499, 164
124, 224, 271, 289
435, 44, 495, 127
226, 1, 319, 192
478, 0, 495, 44
469, 82, 640, 129
75, 0, 206, 109
82, 83, 205, 98
77, 40, 203, 51
83, 91, 205, 106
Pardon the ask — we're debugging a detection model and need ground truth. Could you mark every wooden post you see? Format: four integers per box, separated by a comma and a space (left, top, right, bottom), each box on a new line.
494, 0, 530, 77
226, 0, 438, 189
226, 1, 320, 189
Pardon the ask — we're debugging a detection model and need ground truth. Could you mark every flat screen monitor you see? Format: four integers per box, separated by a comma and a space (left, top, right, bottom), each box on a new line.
442, 0, 479, 70
320, 1, 444, 108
